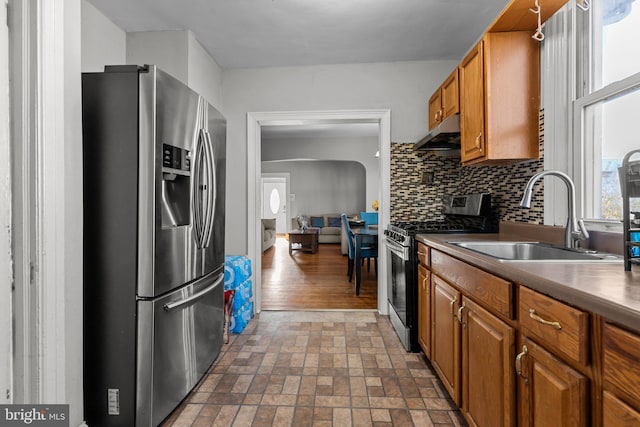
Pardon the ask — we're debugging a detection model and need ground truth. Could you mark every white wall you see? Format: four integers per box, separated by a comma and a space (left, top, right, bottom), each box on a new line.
187, 32, 223, 110
81, 0, 126, 72
0, 0, 12, 406
262, 160, 366, 219
127, 30, 224, 109
127, 30, 189, 83
222, 60, 457, 254
82, 8, 224, 109
63, 2, 85, 423
262, 136, 380, 210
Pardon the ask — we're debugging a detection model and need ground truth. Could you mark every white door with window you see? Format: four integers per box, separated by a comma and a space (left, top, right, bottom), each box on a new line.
262, 177, 288, 234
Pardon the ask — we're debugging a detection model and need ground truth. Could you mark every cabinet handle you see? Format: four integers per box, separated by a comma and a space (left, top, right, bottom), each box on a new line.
456, 302, 466, 326
450, 296, 458, 316
515, 345, 529, 383
418, 251, 427, 257
422, 276, 427, 291
475, 132, 482, 148
529, 309, 562, 330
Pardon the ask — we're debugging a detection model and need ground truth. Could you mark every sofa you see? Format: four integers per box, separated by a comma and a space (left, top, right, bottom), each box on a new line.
291, 214, 352, 245
261, 218, 276, 252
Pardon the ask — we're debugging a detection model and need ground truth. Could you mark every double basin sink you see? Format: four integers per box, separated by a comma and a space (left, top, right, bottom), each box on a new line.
450, 241, 623, 263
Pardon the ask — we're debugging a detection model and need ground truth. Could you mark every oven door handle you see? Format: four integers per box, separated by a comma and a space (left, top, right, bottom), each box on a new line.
385, 237, 410, 260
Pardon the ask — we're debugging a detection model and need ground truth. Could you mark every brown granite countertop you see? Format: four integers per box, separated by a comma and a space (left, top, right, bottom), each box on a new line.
416, 232, 640, 333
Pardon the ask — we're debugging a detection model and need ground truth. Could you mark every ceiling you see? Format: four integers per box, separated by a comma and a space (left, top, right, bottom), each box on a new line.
87, 0, 511, 69
87, 0, 511, 140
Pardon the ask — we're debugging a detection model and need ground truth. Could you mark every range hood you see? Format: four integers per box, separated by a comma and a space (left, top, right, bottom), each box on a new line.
413, 114, 461, 156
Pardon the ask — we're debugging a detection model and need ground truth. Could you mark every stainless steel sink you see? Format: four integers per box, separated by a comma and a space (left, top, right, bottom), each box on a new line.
450, 241, 623, 263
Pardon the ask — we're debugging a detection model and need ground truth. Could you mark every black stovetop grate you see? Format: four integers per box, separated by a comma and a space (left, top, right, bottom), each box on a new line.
389, 216, 495, 235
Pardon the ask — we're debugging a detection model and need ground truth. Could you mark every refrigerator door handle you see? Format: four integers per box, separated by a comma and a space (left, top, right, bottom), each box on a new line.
193, 128, 207, 248
163, 272, 224, 311
201, 129, 216, 248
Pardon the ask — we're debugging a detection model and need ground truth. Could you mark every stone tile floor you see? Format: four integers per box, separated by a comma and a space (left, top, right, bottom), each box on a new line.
161, 311, 465, 426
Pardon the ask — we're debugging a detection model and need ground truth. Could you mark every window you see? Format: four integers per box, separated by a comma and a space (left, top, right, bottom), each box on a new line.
576, 0, 640, 220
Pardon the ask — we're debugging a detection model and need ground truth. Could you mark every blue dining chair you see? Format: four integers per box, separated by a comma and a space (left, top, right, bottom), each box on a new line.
341, 214, 377, 295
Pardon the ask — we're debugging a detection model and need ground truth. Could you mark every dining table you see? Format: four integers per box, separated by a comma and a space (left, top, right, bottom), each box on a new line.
352, 226, 378, 295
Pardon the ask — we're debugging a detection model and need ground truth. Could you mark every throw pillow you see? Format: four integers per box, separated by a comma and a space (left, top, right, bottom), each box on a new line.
310, 216, 325, 228
327, 216, 341, 227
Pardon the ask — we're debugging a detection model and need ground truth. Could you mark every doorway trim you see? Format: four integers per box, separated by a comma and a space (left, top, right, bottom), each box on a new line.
247, 109, 391, 315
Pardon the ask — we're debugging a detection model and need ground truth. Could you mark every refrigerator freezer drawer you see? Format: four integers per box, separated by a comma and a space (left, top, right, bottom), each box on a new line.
136, 270, 224, 427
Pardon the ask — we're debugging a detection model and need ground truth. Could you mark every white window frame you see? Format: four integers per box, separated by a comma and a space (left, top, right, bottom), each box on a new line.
544, 1, 640, 232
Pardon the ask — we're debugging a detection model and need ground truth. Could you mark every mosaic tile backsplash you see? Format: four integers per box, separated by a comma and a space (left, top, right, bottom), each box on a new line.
390, 143, 545, 224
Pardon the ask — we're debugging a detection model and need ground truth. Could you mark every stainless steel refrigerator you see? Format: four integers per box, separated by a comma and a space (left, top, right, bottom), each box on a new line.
82, 65, 226, 427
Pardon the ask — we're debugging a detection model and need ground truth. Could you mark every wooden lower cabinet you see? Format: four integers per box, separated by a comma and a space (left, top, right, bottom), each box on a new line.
516, 336, 588, 427
603, 323, 640, 426
417, 263, 431, 358
431, 275, 461, 405
603, 391, 640, 427
461, 297, 516, 427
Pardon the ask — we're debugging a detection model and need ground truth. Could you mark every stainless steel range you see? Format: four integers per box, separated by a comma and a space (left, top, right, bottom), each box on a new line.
384, 193, 495, 352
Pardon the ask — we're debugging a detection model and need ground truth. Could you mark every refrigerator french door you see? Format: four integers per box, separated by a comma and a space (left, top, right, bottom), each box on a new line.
82, 65, 226, 427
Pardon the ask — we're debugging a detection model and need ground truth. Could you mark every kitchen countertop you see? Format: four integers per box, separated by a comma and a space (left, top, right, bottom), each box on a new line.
416, 233, 640, 333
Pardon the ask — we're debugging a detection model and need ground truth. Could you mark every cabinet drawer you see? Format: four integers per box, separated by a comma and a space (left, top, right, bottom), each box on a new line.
518, 286, 589, 365
604, 323, 640, 410
431, 249, 513, 319
417, 243, 430, 267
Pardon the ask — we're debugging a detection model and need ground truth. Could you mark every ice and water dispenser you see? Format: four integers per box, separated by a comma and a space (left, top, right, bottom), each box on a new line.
161, 143, 191, 228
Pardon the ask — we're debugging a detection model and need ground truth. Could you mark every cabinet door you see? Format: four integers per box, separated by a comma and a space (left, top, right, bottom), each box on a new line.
604, 323, 640, 409
417, 264, 430, 358
442, 68, 460, 119
431, 275, 461, 405
459, 41, 486, 163
461, 297, 516, 427
603, 391, 640, 427
428, 89, 442, 130
517, 336, 588, 427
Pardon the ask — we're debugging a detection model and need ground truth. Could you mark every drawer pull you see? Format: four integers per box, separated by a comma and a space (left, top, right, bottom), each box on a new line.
418, 251, 427, 257
529, 309, 562, 330
515, 345, 529, 383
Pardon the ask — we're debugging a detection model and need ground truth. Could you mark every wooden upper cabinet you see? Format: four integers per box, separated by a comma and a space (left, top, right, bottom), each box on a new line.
459, 32, 540, 165
428, 69, 459, 131
442, 69, 460, 119
489, 0, 571, 32
428, 89, 443, 130
459, 42, 486, 163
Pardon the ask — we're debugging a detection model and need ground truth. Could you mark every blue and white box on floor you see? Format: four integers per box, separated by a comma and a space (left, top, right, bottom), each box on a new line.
224, 255, 254, 333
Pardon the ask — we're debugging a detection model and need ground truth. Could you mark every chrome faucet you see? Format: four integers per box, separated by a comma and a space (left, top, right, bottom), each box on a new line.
520, 170, 589, 249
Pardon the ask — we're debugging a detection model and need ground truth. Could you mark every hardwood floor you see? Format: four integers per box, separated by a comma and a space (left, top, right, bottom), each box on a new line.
261, 236, 378, 310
